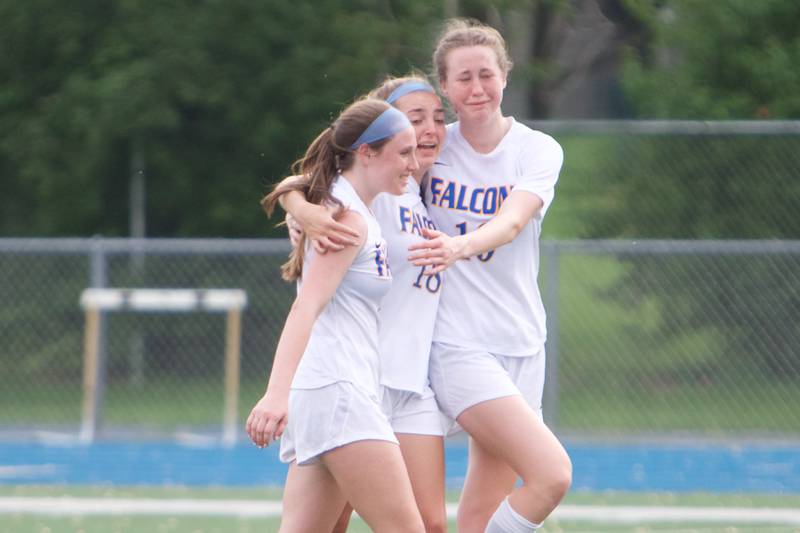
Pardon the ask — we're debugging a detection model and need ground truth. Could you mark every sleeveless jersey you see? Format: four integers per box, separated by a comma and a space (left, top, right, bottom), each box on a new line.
372, 177, 442, 394
291, 176, 392, 397
424, 119, 563, 356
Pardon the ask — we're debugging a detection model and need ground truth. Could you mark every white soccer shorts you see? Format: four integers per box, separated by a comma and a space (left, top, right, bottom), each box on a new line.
428, 342, 545, 432
381, 384, 447, 437
280, 381, 398, 465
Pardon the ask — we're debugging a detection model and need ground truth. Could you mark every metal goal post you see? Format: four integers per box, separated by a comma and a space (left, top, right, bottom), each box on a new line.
79, 288, 248, 446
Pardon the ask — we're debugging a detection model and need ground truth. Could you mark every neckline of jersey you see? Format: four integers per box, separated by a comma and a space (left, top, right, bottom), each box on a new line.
452, 117, 518, 157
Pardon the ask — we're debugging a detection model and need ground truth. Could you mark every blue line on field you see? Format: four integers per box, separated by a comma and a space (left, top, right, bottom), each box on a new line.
0, 441, 797, 493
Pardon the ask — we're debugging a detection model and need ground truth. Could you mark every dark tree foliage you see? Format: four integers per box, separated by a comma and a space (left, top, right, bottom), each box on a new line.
0, 0, 442, 237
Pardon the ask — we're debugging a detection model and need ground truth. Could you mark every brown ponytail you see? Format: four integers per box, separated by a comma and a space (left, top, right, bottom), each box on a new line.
261, 98, 394, 281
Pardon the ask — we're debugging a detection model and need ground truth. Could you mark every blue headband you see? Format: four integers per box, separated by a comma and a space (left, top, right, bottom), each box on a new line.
385, 81, 436, 104
349, 106, 412, 150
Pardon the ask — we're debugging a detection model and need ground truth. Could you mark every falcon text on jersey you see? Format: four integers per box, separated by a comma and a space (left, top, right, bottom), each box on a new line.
398, 206, 437, 236
428, 176, 511, 215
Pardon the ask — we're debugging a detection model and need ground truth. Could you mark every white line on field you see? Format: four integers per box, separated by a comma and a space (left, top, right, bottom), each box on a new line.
0, 464, 60, 479
1, 498, 800, 525
0, 497, 281, 517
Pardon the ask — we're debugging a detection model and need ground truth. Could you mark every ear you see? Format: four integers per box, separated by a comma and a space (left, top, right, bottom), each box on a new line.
439, 78, 449, 99
501, 72, 508, 90
355, 144, 374, 164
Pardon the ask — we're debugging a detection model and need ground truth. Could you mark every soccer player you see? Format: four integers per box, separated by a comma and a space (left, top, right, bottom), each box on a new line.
279, 75, 449, 533
246, 98, 425, 533
407, 19, 572, 532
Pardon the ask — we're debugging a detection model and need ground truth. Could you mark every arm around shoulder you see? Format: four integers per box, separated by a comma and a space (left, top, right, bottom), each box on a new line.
274, 175, 361, 252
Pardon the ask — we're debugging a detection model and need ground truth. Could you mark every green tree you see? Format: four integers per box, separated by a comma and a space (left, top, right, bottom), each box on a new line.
622, 0, 800, 119
583, 0, 800, 380
0, 0, 442, 238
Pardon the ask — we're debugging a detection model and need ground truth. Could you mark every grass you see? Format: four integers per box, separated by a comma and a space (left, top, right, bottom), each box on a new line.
560, 378, 800, 432
2, 485, 800, 533
550, 254, 800, 433
5, 371, 798, 435
0, 377, 268, 428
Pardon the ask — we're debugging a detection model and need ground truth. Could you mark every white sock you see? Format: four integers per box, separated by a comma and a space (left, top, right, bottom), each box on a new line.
484, 497, 541, 533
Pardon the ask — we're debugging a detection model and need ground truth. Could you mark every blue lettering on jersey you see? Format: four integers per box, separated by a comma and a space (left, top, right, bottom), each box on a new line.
398, 206, 437, 236
374, 242, 390, 277
429, 176, 511, 215
412, 265, 442, 293
469, 187, 484, 213
483, 187, 497, 215
439, 181, 456, 208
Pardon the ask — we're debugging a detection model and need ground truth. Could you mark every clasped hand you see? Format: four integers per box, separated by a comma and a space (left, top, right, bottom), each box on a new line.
286, 204, 359, 254
407, 227, 467, 275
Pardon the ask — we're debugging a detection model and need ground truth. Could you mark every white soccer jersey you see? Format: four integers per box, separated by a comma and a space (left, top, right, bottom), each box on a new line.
424, 119, 563, 356
291, 176, 392, 397
372, 177, 442, 394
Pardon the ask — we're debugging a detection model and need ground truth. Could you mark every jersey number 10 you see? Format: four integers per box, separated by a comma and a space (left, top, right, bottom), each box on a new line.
455, 222, 495, 262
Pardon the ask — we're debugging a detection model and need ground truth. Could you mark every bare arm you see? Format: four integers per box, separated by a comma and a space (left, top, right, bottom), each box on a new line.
277, 176, 360, 253
408, 190, 543, 274
246, 210, 366, 447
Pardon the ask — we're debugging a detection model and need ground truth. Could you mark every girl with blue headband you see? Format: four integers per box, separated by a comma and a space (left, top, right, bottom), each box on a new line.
284, 18, 572, 532
247, 97, 426, 532
276, 74, 449, 533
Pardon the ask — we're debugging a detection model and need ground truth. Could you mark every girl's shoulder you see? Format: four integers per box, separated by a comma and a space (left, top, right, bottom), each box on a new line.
335, 209, 368, 247
508, 119, 562, 155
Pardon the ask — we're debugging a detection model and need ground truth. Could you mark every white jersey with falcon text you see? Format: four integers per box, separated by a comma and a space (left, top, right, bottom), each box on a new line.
372, 177, 441, 394
291, 175, 392, 397
424, 119, 562, 356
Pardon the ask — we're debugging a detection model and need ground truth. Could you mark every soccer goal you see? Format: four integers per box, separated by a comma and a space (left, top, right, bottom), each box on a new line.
79, 288, 247, 446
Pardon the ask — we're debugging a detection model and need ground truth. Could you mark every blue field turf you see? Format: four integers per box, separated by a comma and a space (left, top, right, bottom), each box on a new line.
1, 440, 798, 493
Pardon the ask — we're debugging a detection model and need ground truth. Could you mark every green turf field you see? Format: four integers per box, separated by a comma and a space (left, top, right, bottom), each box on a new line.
2, 485, 800, 533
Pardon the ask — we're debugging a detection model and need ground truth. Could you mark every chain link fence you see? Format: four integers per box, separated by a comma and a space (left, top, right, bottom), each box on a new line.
2, 237, 797, 443
0, 238, 294, 443
533, 120, 800, 441
542, 240, 800, 440
1, 121, 798, 444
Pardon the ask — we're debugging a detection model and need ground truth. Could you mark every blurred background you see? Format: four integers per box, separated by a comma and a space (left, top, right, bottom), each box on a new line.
1, 0, 800, 531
